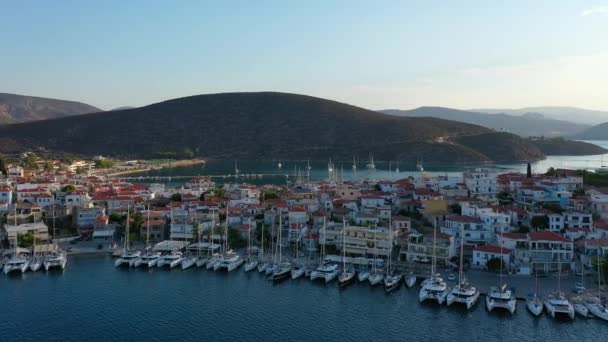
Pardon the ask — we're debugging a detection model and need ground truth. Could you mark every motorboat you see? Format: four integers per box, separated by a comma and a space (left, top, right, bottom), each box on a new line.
405, 272, 417, 288
272, 262, 292, 282
384, 271, 403, 293
486, 285, 517, 314
419, 274, 449, 304
446, 279, 479, 309
158, 251, 184, 269
44, 251, 67, 271
526, 294, 543, 316
543, 292, 575, 320
310, 263, 339, 283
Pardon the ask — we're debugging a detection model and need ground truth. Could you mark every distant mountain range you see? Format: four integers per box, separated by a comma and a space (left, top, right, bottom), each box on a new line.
0, 92, 603, 164
380, 107, 590, 138
471, 106, 608, 125
0, 93, 100, 124
570, 122, 608, 140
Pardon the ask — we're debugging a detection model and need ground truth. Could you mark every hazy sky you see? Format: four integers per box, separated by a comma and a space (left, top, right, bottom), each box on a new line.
1, 0, 607, 111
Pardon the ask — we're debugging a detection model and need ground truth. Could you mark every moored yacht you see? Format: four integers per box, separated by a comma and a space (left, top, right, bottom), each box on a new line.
158, 251, 184, 269
181, 254, 197, 270
337, 222, 355, 288
29, 256, 42, 272
44, 250, 67, 271
291, 264, 305, 279
272, 262, 292, 282
570, 295, 589, 318
405, 272, 416, 288
215, 252, 243, 272
3, 255, 29, 275
446, 279, 479, 309
384, 271, 403, 293
115, 250, 142, 267
357, 268, 369, 283
586, 297, 608, 321
486, 284, 517, 314
544, 292, 575, 320
368, 270, 383, 286
135, 251, 161, 268
310, 263, 339, 283
419, 274, 449, 304
526, 294, 544, 316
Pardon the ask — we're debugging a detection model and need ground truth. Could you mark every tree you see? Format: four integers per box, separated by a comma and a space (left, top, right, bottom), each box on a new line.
109, 212, 123, 223
497, 191, 513, 204
94, 159, 115, 169
227, 228, 246, 249
449, 204, 462, 215
486, 257, 504, 272
18, 232, 34, 248
0, 157, 7, 175
130, 210, 144, 231
545, 167, 557, 177
530, 215, 549, 230
62, 184, 76, 193
170, 193, 182, 202
263, 191, 279, 200
526, 163, 532, 178
572, 189, 586, 197
541, 203, 564, 214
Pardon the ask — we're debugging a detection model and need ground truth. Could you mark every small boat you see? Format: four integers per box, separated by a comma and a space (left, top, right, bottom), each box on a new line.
257, 262, 268, 273
486, 284, 517, 314
357, 270, 370, 283
544, 292, 575, 320
384, 271, 403, 293
405, 272, 417, 288
115, 250, 141, 267
180, 255, 197, 270
265, 263, 277, 276
338, 267, 356, 288
272, 262, 292, 282
526, 294, 544, 316
368, 271, 384, 286
244, 259, 259, 272
291, 265, 305, 280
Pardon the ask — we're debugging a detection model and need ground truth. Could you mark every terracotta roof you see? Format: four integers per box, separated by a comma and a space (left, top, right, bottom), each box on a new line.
499, 232, 528, 240
446, 215, 482, 224
474, 245, 512, 254
528, 231, 570, 242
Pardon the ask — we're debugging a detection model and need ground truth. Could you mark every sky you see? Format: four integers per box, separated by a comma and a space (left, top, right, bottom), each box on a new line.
1, 0, 608, 111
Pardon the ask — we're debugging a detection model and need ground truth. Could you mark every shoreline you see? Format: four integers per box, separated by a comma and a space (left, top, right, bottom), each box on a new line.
98, 159, 205, 178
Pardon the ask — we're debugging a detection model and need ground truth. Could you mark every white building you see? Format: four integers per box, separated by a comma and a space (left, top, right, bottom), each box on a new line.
463, 169, 497, 198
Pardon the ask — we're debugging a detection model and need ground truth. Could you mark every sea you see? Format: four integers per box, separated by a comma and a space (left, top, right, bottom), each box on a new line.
0, 254, 606, 342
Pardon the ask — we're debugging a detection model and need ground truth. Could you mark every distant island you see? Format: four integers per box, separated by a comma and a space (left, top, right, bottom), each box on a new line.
0, 92, 100, 124
0, 92, 604, 165
569, 122, 608, 140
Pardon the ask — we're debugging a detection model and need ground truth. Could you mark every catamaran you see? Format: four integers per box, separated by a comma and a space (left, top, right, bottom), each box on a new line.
485, 241, 516, 314
29, 229, 42, 272
45, 204, 68, 271
310, 217, 338, 283
337, 221, 355, 288
446, 225, 479, 309
585, 254, 608, 321
419, 219, 448, 303
115, 207, 142, 267
158, 207, 183, 269
134, 205, 161, 268
368, 224, 383, 286
543, 258, 574, 320
215, 206, 243, 272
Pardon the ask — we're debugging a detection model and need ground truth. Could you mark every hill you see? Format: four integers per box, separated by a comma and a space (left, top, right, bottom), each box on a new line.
0, 92, 594, 165
381, 107, 589, 137
529, 138, 607, 155
471, 106, 608, 125
0, 93, 101, 124
570, 122, 608, 140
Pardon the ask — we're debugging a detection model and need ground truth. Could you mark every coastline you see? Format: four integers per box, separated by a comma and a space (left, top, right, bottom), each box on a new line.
97, 159, 205, 178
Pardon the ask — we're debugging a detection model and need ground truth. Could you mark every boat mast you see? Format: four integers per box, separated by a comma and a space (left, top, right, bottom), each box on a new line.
210, 209, 215, 256
125, 204, 130, 253
260, 218, 264, 260
387, 215, 393, 277
373, 223, 377, 273
459, 224, 464, 286
146, 204, 150, 252
342, 220, 346, 272
247, 217, 252, 260
225, 203, 229, 252
432, 217, 437, 276
278, 210, 283, 264
321, 216, 326, 266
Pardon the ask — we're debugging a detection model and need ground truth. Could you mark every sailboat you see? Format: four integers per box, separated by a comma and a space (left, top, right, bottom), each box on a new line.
29, 227, 42, 272
310, 216, 339, 283
526, 270, 544, 316
204, 210, 220, 269
45, 204, 67, 271
272, 211, 291, 282
291, 224, 305, 279
405, 272, 417, 288
115, 206, 142, 268
337, 221, 355, 287
384, 216, 402, 293
134, 205, 161, 268
485, 240, 516, 314
446, 225, 479, 309
244, 218, 259, 272
257, 218, 268, 273
215, 204, 243, 272
585, 253, 608, 321
419, 219, 448, 303
368, 223, 383, 286
543, 258, 575, 320
265, 215, 278, 276
4, 207, 30, 275
571, 260, 589, 317
158, 206, 183, 269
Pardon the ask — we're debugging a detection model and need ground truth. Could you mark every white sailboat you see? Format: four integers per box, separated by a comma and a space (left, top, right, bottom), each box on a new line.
215, 205, 243, 272
115, 206, 141, 268
368, 224, 383, 286
200, 210, 218, 268
405, 272, 417, 288
337, 221, 355, 287
585, 254, 608, 321
543, 258, 574, 320
419, 219, 448, 303
134, 205, 161, 268
310, 217, 339, 283
4, 208, 30, 275
244, 218, 259, 272
526, 270, 543, 316
384, 216, 402, 293
257, 218, 268, 273
485, 239, 516, 314
446, 225, 479, 309
272, 212, 291, 282
291, 224, 305, 279
29, 229, 42, 272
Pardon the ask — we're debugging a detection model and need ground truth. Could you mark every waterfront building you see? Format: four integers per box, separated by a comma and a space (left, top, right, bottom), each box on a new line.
400, 231, 455, 266
472, 245, 512, 269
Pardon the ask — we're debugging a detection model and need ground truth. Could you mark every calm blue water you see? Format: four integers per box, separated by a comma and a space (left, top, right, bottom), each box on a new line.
1, 255, 606, 342
133, 141, 608, 186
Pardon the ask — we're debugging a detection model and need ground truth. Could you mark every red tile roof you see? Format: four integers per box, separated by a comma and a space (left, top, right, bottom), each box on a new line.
474, 245, 512, 254
528, 231, 570, 242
